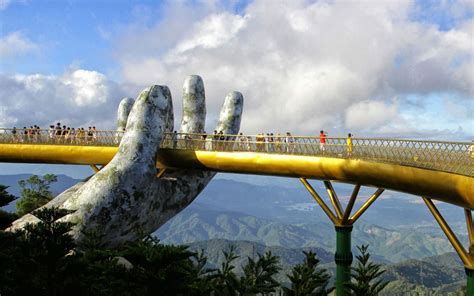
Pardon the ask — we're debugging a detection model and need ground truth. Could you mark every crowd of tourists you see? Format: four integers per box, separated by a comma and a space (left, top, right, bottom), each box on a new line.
9, 123, 100, 144
166, 129, 355, 156
7, 124, 355, 156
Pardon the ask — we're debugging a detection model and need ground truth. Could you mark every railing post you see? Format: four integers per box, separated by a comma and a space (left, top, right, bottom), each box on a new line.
335, 225, 353, 296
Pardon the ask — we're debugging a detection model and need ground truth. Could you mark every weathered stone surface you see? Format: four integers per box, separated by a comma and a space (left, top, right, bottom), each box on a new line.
180, 75, 205, 133
217, 91, 243, 134
117, 98, 135, 131
113, 256, 133, 270
9, 76, 244, 247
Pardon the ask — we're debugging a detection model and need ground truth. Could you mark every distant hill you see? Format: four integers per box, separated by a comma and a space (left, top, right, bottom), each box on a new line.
156, 203, 461, 263
381, 252, 465, 295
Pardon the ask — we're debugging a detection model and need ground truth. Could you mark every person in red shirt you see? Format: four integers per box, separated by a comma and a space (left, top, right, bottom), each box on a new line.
319, 130, 327, 153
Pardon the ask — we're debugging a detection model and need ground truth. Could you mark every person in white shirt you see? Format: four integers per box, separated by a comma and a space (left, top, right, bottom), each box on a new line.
239, 132, 246, 151
48, 125, 55, 142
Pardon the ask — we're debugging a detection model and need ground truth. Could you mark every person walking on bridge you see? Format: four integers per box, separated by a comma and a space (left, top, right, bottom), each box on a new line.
212, 130, 218, 150
319, 130, 327, 153
238, 132, 246, 151
286, 132, 294, 153
55, 123, 61, 142
11, 127, 17, 143
347, 133, 353, 157
48, 125, 55, 141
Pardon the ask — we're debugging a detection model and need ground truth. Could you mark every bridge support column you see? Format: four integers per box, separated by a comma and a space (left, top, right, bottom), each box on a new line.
300, 178, 384, 296
422, 197, 474, 295
466, 268, 474, 295
335, 225, 353, 296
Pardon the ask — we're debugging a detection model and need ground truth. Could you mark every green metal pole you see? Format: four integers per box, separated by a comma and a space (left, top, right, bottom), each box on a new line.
335, 225, 353, 296
466, 268, 474, 295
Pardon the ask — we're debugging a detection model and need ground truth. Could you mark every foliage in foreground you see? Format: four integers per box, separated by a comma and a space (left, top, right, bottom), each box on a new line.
0, 206, 393, 296
345, 244, 389, 295
0, 184, 18, 228
0, 207, 283, 296
283, 250, 333, 295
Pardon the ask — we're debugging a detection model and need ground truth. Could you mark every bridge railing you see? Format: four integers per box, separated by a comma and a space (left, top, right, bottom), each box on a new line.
0, 128, 472, 177
0, 128, 120, 146
160, 133, 472, 177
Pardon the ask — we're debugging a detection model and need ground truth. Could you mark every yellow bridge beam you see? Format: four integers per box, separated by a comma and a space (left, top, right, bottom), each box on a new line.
0, 143, 472, 209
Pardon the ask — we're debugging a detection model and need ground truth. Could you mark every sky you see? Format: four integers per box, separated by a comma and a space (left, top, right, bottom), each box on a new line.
0, 0, 473, 177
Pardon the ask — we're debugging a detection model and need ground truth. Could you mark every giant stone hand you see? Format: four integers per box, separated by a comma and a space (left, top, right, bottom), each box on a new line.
9, 75, 244, 246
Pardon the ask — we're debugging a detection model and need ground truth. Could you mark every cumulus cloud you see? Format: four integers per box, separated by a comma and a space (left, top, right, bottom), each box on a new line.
345, 100, 400, 131
0, 31, 38, 58
112, 0, 473, 138
0, 69, 127, 129
62, 70, 110, 106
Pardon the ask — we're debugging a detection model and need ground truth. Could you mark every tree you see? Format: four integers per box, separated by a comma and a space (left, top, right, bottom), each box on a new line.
239, 251, 281, 295
16, 174, 57, 216
283, 250, 333, 296
188, 249, 217, 295
0, 207, 76, 296
345, 245, 389, 296
0, 184, 18, 229
210, 245, 240, 295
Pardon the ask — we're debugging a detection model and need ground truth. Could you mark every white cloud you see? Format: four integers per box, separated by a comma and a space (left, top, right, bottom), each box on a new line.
345, 100, 400, 131
0, 0, 471, 140
175, 13, 247, 53
0, 69, 127, 129
0, 31, 38, 58
62, 70, 110, 106
111, 0, 473, 138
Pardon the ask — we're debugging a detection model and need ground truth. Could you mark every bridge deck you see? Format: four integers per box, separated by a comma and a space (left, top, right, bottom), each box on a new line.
0, 129, 472, 209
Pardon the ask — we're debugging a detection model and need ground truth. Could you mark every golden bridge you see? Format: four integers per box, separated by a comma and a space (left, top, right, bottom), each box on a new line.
0, 128, 472, 295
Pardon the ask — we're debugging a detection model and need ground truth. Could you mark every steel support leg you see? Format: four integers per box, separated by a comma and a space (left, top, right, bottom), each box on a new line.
423, 198, 474, 295
335, 225, 353, 296
301, 181, 384, 295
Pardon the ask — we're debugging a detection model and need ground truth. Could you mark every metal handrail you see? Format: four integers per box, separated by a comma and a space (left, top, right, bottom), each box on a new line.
0, 128, 472, 177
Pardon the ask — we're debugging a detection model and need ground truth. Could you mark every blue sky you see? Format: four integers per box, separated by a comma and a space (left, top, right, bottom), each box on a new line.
0, 0, 158, 75
0, 0, 250, 75
0, 0, 472, 178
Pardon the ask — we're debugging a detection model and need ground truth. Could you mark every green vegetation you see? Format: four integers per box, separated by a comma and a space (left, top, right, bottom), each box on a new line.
345, 245, 388, 295
16, 174, 57, 216
1, 207, 390, 295
283, 250, 333, 295
0, 175, 465, 294
0, 184, 18, 228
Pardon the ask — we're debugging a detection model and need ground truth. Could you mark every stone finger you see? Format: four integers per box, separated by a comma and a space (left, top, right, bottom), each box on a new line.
179, 75, 206, 133
216, 91, 244, 134
117, 98, 135, 131
161, 86, 174, 133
